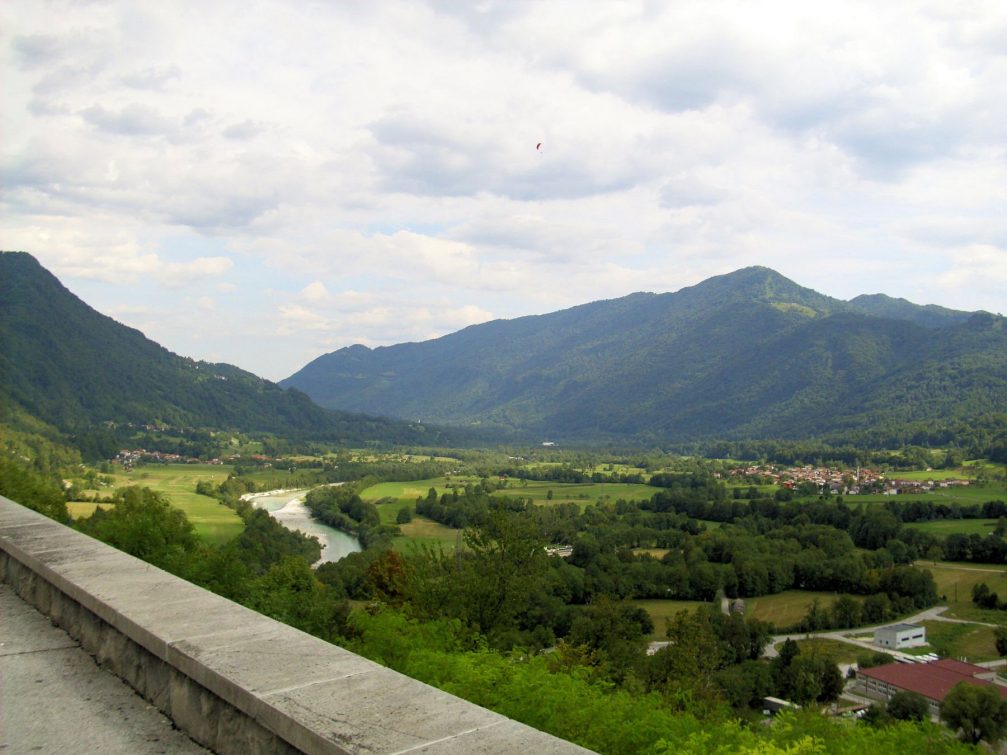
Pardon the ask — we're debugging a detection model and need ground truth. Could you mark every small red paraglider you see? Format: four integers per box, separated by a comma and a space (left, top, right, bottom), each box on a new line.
536, 142, 542, 151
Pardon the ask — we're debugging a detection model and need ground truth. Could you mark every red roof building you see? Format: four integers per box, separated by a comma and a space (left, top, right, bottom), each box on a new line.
859, 659, 1007, 716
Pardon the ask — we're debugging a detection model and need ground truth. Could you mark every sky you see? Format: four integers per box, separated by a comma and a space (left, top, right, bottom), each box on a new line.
2, 1, 1006, 381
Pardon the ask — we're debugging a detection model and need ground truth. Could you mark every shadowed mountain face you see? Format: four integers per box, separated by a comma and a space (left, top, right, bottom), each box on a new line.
282, 266, 1007, 442
0, 252, 451, 445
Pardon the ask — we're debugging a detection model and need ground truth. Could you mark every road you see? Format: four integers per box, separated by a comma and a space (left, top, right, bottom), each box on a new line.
763, 605, 1001, 659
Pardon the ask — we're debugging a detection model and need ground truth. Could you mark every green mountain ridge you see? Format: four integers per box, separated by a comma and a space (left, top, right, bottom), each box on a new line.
0, 251, 453, 446
281, 267, 1007, 443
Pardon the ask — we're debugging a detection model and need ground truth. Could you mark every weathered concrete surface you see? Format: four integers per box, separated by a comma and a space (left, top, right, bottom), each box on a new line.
0, 584, 207, 753
0, 496, 591, 754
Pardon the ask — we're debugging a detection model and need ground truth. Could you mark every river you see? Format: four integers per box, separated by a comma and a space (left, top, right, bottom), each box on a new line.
244, 488, 361, 565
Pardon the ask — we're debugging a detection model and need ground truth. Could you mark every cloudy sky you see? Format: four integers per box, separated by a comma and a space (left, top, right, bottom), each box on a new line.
3, 1, 1006, 381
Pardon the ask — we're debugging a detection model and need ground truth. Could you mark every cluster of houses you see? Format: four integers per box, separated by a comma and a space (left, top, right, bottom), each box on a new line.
115, 448, 224, 470
728, 463, 971, 496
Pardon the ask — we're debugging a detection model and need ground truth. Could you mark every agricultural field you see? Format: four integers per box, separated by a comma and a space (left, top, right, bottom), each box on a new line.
633, 592, 866, 638
893, 469, 977, 482
343, 451, 461, 464
847, 483, 1005, 507
781, 638, 863, 666
66, 501, 114, 518
368, 493, 462, 552
496, 480, 654, 506
360, 477, 655, 510
391, 516, 463, 552
631, 599, 709, 639
743, 591, 863, 630
633, 548, 671, 560
69, 463, 241, 545
362, 478, 458, 503
902, 621, 1000, 663
362, 475, 654, 553
237, 468, 312, 489
964, 460, 1007, 476
584, 462, 650, 478
906, 518, 1000, 536
923, 560, 1007, 622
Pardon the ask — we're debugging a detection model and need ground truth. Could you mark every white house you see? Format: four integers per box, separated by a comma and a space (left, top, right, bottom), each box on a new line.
873, 623, 927, 649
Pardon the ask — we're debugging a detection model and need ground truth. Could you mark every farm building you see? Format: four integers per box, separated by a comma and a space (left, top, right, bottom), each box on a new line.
873, 623, 926, 649
858, 659, 1006, 717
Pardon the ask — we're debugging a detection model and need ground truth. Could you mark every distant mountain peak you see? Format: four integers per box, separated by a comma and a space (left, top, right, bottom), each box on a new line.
281, 265, 1003, 443
848, 292, 972, 329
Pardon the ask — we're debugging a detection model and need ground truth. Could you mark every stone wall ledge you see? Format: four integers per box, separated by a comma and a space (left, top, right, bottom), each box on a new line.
0, 496, 589, 754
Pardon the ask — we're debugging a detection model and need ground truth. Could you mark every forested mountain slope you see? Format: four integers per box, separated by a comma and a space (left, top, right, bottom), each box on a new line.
0, 252, 447, 444
282, 267, 1007, 442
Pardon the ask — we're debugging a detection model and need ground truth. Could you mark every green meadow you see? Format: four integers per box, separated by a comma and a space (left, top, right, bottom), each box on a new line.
69, 463, 242, 545
391, 516, 464, 552
922, 560, 1007, 622
632, 599, 709, 638
494, 480, 654, 506
892, 469, 976, 481
362, 476, 655, 552
911, 620, 999, 662
782, 638, 863, 665
848, 484, 1004, 507
743, 591, 863, 629
906, 518, 1000, 536
633, 591, 864, 638
361, 477, 654, 510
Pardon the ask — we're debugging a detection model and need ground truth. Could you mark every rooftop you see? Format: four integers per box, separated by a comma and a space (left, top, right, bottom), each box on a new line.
877, 623, 924, 632
860, 659, 1007, 704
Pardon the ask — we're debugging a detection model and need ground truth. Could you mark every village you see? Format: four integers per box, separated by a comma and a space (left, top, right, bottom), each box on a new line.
114, 448, 226, 470
727, 463, 972, 496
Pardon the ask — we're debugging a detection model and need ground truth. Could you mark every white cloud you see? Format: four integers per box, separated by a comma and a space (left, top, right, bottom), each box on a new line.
936, 244, 1007, 312
299, 281, 331, 303
3, 0, 1006, 378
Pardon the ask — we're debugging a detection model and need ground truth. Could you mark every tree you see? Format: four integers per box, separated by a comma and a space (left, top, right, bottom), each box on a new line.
77, 486, 199, 571
713, 660, 774, 709
0, 456, 69, 522
644, 608, 723, 706
887, 690, 928, 722
776, 638, 800, 669
407, 510, 551, 647
995, 626, 1007, 658
396, 506, 412, 524
568, 597, 652, 681
831, 595, 862, 629
856, 651, 895, 669
940, 682, 1007, 745
862, 592, 891, 623
247, 555, 345, 639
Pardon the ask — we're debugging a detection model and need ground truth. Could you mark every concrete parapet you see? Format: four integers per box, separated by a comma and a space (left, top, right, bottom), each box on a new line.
0, 496, 589, 754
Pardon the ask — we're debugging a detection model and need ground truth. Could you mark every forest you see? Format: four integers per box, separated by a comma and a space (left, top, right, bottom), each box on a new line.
6, 446, 1005, 753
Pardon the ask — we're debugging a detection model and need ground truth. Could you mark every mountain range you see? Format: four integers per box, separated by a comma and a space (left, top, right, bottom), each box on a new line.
0, 252, 450, 446
3, 252, 1003, 448
281, 266, 1007, 443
